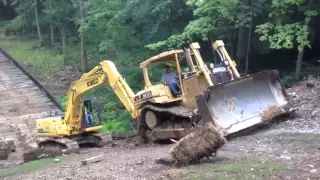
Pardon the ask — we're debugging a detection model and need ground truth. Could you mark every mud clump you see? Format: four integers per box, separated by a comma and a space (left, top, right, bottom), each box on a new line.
169, 123, 226, 164
261, 106, 284, 122
0, 139, 15, 160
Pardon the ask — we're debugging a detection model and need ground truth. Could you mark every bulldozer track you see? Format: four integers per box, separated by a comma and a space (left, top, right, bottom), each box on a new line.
142, 104, 195, 118
0, 49, 64, 161
138, 104, 201, 141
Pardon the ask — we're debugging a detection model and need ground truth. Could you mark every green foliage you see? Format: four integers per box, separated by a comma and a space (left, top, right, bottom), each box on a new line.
0, 36, 64, 74
281, 73, 294, 87
255, 0, 318, 51
57, 95, 67, 110
0, 156, 67, 177
184, 156, 288, 180
256, 22, 310, 50
147, 0, 260, 50
101, 119, 131, 133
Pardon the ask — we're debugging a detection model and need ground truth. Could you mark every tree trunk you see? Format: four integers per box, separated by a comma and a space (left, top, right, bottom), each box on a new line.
49, 0, 54, 47
235, 0, 250, 72
62, 28, 66, 65
294, 49, 304, 81
50, 23, 54, 47
79, 0, 88, 72
34, 0, 42, 46
294, 4, 312, 82
244, 0, 254, 75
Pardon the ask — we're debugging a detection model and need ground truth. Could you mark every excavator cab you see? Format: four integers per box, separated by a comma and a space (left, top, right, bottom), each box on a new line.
81, 96, 102, 129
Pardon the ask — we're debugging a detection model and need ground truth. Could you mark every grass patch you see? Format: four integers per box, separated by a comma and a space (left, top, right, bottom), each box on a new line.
0, 156, 68, 177
0, 36, 64, 75
263, 132, 320, 144
183, 156, 288, 180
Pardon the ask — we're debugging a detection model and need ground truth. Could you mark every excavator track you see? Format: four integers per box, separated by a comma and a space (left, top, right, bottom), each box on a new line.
37, 137, 80, 155
37, 133, 113, 155
139, 104, 201, 141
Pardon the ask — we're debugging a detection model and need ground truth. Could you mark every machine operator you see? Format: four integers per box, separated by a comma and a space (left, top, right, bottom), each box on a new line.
161, 64, 180, 96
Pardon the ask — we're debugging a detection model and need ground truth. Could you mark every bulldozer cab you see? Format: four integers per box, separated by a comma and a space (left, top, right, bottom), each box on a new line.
139, 50, 187, 100
137, 42, 224, 108
80, 96, 102, 129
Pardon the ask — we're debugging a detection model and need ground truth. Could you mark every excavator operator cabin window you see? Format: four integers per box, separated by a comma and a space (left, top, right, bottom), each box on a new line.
83, 100, 93, 113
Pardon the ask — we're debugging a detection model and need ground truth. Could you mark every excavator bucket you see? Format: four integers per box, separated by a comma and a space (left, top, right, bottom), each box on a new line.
196, 70, 291, 135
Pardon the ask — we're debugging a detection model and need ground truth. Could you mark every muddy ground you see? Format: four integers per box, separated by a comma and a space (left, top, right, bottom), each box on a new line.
3, 78, 320, 179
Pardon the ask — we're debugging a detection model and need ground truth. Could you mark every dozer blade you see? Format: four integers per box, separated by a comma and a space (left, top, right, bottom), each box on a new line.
196, 70, 292, 135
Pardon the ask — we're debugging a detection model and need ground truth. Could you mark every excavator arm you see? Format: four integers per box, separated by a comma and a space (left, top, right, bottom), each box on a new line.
37, 60, 137, 137
63, 66, 107, 131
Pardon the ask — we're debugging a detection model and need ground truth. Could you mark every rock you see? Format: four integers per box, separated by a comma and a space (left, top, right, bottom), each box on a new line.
280, 155, 291, 160
155, 158, 175, 165
0, 139, 15, 160
135, 160, 143, 165
60, 77, 68, 81
288, 92, 297, 97
310, 169, 317, 173
23, 147, 43, 163
306, 81, 315, 88
307, 164, 315, 168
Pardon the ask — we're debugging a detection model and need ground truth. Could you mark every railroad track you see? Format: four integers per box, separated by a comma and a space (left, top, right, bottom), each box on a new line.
0, 49, 63, 163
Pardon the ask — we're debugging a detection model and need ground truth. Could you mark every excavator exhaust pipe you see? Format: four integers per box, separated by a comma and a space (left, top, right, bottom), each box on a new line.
196, 70, 292, 136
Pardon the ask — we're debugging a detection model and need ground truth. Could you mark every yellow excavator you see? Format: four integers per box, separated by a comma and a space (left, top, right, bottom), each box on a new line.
35, 40, 292, 152
35, 61, 137, 153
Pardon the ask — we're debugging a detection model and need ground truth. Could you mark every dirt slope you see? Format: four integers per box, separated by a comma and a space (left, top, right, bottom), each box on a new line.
0, 51, 62, 163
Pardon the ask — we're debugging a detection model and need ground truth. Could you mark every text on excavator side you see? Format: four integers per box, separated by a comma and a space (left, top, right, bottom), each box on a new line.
87, 78, 99, 87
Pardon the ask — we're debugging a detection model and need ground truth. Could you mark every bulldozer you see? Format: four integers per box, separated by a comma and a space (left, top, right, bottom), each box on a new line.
134, 40, 291, 141
35, 40, 291, 152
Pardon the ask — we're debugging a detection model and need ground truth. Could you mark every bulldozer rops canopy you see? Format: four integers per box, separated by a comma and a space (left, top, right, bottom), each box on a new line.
195, 42, 291, 136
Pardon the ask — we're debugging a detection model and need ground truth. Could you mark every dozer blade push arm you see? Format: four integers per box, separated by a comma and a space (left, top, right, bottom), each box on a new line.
212, 40, 240, 79
189, 43, 213, 86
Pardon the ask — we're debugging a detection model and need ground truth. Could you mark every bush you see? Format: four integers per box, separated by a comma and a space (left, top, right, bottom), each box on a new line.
281, 74, 294, 87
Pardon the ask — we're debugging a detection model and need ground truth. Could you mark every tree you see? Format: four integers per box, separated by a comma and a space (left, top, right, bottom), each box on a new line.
146, 0, 254, 51
255, 0, 318, 81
